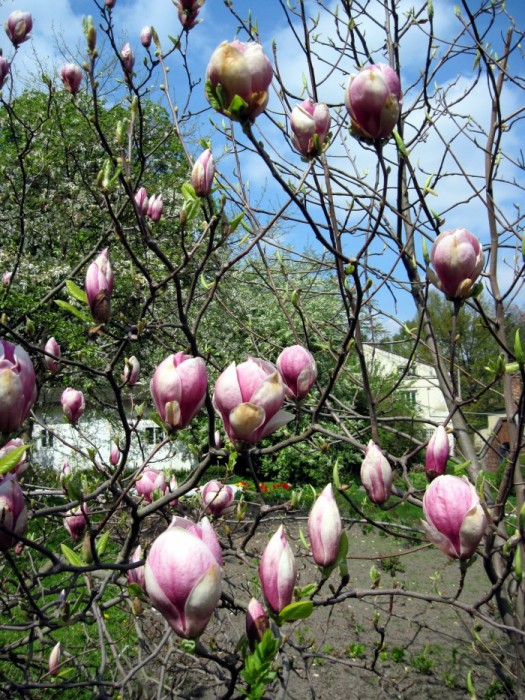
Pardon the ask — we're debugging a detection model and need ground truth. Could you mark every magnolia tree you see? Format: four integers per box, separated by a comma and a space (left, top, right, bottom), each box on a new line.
0, 0, 524, 698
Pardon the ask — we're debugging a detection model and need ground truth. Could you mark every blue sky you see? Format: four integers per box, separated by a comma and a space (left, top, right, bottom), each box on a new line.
2, 0, 524, 328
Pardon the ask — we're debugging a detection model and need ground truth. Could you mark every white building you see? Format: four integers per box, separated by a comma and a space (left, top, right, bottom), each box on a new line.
363, 344, 450, 441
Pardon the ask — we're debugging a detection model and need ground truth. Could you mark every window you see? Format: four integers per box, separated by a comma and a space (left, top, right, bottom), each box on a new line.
144, 426, 164, 445
402, 390, 417, 409
40, 431, 54, 447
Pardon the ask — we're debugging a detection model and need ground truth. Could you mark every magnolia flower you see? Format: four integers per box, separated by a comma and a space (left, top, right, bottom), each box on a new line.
127, 545, 145, 589
276, 345, 317, 400
0, 57, 10, 89
0, 474, 28, 551
136, 469, 166, 504
150, 351, 208, 430
60, 388, 85, 423
60, 63, 83, 95
308, 484, 342, 568
201, 480, 234, 517
48, 642, 61, 676
246, 598, 269, 650
43, 337, 61, 373
4, 10, 32, 47
259, 525, 297, 614
213, 357, 293, 444
192, 149, 215, 197
206, 40, 273, 122
360, 440, 393, 505
290, 98, 331, 158
140, 26, 152, 48
85, 249, 114, 324
422, 475, 487, 559
425, 426, 450, 481
0, 338, 37, 433
430, 229, 485, 299
122, 356, 140, 386
344, 63, 402, 140
145, 525, 222, 639
64, 505, 88, 541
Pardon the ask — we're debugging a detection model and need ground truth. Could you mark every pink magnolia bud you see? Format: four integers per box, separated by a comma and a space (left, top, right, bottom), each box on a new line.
122, 356, 140, 386
0, 338, 37, 433
290, 98, 331, 158
360, 440, 393, 505
0, 57, 10, 89
246, 598, 269, 650
64, 505, 88, 541
308, 484, 342, 568
425, 426, 449, 481
147, 194, 163, 222
136, 469, 166, 504
192, 149, 215, 197
145, 526, 223, 639
422, 475, 487, 559
127, 545, 145, 589
150, 351, 208, 430
134, 186, 149, 215
48, 642, 61, 676
0, 438, 28, 477
0, 474, 28, 551
85, 248, 114, 323
44, 337, 61, 373
2, 271, 12, 287
201, 480, 234, 517
213, 358, 292, 444
60, 63, 83, 95
430, 229, 485, 299
140, 26, 152, 48
344, 63, 402, 140
109, 440, 120, 466
4, 10, 32, 47
176, 0, 205, 31
206, 40, 273, 122
259, 525, 297, 614
60, 388, 85, 423
166, 475, 178, 507
105, 0, 116, 8
276, 345, 317, 400
60, 461, 71, 494
121, 42, 135, 77
168, 515, 223, 566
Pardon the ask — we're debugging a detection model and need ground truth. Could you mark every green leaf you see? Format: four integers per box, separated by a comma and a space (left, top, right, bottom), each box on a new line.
0, 444, 29, 476
332, 459, 341, 490
392, 129, 408, 156
229, 212, 245, 233
61, 544, 83, 567
95, 530, 110, 556
66, 279, 87, 304
54, 299, 91, 323
298, 527, 310, 551
276, 600, 314, 624
514, 330, 523, 368
181, 182, 197, 201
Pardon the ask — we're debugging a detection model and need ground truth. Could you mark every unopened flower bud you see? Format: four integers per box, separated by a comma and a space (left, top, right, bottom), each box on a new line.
60, 63, 83, 95
360, 440, 392, 505
122, 355, 140, 386
147, 194, 163, 222
44, 337, 61, 373
259, 525, 296, 614
140, 26, 152, 48
61, 388, 85, 423
246, 598, 269, 650
192, 149, 215, 197
344, 63, 402, 141
0, 57, 10, 89
425, 426, 449, 481
85, 248, 114, 323
430, 229, 484, 299
4, 10, 32, 47
121, 43, 135, 78
48, 642, 61, 676
308, 484, 342, 568
290, 98, 331, 158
